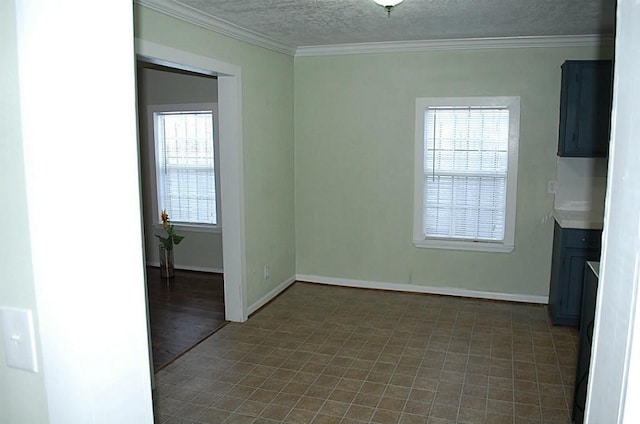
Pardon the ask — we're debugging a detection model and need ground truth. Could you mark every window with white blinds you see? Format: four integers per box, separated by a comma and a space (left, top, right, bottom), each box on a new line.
151, 103, 220, 227
413, 97, 520, 252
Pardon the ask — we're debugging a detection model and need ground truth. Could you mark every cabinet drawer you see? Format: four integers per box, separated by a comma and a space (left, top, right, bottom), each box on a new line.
565, 229, 602, 249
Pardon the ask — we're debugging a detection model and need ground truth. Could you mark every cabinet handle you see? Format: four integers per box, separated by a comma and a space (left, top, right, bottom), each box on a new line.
582, 237, 587, 243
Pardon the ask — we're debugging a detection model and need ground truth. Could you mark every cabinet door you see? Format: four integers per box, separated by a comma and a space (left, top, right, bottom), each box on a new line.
558, 63, 580, 155
575, 62, 613, 156
573, 264, 599, 424
555, 248, 601, 326
549, 223, 564, 318
558, 61, 613, 157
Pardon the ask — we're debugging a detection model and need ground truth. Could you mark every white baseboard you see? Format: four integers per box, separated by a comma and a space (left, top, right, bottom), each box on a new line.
247, 276, 296, 315
295, 274, 548, 304
146, 262, 223, 274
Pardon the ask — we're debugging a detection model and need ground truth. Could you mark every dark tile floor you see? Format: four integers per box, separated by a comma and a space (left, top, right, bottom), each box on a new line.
152, 282, 578, 423
147, 267, 227, 371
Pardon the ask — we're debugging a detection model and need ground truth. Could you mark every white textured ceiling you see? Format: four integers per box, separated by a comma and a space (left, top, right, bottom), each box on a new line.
153, 0, 615, 47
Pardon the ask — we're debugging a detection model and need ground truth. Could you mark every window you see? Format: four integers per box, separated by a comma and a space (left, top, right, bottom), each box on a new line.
149, 103, 220, 228
413, 97, 520, 252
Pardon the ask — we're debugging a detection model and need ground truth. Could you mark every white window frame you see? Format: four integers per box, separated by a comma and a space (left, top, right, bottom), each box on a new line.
413, 96, 520, 253
147, 103, 221, 233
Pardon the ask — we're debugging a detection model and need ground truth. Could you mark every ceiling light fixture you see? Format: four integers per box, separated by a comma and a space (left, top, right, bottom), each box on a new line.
372, 0, 404, 17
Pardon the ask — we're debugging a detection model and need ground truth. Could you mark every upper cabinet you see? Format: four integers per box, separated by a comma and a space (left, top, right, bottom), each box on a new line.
558, 60, 613, 157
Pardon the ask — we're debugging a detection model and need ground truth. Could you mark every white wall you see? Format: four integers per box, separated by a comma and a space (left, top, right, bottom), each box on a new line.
12, 0, 154, 422
554, 157, 608, 213
0, 0, 49, 421
137, 67, 223, 271
587, 0, 640, 421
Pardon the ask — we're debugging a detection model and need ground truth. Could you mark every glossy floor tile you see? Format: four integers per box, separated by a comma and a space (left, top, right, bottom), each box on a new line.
153, 282, 578, 423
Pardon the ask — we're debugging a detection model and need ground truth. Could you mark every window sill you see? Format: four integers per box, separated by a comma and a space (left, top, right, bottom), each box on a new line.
413, 239, 514, 253
154, 223, 222, 234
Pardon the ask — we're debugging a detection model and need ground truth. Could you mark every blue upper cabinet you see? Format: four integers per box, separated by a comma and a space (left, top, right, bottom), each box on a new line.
558, 60, 613, 157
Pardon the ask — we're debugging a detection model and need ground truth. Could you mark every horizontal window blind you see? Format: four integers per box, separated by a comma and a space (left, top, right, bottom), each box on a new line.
155, 111, 217, 225
423, 106, 510, 241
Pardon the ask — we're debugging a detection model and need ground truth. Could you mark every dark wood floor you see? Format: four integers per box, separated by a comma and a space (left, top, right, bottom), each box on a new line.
146, 267, 227, 372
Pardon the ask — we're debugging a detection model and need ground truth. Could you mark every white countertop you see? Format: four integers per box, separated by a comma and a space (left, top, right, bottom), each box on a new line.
553, 209, 604, 230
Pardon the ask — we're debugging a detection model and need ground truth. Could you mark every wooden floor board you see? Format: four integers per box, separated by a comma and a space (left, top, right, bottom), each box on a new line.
146, 267, 226, 371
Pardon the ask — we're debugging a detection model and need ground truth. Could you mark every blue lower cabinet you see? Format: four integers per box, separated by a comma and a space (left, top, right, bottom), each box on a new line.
572, 262, 599, 424
549, 222, 602, 326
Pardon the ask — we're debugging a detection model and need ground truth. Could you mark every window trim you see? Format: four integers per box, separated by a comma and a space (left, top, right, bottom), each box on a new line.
413, 96, 520, 253
147, 102, 221, 231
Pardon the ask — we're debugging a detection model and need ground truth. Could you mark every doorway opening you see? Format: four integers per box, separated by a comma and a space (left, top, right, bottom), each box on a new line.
136, 60, 228, 371
135, 39, 247, 323
134, 39, 248, 373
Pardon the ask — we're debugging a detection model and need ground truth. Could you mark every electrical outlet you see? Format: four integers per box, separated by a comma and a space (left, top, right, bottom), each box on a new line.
547, 180, 558, 194
263, 265, 270, 280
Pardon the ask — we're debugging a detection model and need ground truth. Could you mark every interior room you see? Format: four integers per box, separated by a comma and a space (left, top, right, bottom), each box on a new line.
3, 0, 640, 423
136, 63, 228, 371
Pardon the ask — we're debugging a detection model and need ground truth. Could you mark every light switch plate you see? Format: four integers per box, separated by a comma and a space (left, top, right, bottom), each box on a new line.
1, 307, 39, 372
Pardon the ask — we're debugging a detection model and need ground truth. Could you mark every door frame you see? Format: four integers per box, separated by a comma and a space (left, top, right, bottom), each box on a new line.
135, 39, 247, 323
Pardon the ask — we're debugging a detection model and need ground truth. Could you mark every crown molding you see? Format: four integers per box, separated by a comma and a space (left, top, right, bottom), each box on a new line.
295, 34, 615, 57
135, 0, 297, 56
135, 0, 613, 58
